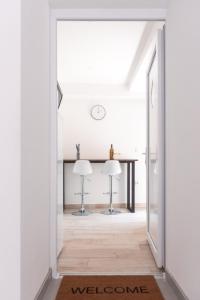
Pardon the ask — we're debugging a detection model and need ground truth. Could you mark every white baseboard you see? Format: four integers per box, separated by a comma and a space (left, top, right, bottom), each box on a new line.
165, 270, 188, 300
64, 203, 126, 210
35, 268, 52, 300
135, 203, 146, 208
64, 203, 146, 210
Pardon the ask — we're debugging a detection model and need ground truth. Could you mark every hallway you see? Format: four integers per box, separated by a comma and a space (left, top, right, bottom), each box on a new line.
2, 1, 200, 299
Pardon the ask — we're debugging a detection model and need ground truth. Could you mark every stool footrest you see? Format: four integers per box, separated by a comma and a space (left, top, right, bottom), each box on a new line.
74, 192, 90, 195
103, 192, 118, 195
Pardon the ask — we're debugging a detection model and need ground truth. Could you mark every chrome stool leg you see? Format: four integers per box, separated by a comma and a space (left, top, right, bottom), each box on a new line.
102, 175, 121, 215
72, 175, 92, 216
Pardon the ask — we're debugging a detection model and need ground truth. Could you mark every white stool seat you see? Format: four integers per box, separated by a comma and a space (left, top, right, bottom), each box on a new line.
102, 160, 121, 176
73, 160, 93, 175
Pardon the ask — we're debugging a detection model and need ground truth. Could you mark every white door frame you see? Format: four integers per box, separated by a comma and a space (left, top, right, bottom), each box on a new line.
50, 8, 167, 278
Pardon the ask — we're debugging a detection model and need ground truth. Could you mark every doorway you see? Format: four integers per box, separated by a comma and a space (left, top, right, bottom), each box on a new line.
50, 16, 166, 274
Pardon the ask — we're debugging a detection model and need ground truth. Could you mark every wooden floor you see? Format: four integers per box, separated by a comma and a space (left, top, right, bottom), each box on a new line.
57, 208, 159, 275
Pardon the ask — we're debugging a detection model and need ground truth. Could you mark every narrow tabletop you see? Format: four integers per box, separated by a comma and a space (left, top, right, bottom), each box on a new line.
64, 159, 138, 163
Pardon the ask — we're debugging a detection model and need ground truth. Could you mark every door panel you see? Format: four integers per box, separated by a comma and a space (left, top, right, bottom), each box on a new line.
57, 112, 64, 256
146, 29, 165, 268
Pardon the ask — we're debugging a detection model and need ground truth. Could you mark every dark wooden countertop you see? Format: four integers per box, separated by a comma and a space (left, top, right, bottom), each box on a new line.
64, 159, 138, 163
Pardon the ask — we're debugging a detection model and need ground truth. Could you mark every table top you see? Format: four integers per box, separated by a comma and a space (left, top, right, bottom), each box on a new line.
64, 159, 138, 163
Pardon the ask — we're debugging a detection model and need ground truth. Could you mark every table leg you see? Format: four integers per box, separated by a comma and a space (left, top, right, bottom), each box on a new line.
127, 162, 130, 210
131, 162, 135, 212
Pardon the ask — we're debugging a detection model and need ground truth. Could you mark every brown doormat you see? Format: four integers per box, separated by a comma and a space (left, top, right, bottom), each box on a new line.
55, 275, 164, 300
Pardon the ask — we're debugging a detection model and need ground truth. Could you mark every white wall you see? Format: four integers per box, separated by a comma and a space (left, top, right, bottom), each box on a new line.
60, 96, 146, 204
21, 0, 50, 299
0, 2, 21, 300
166, 0, 200, 299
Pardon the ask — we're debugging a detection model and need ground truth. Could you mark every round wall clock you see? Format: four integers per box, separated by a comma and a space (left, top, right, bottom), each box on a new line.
90, 105, 106, 120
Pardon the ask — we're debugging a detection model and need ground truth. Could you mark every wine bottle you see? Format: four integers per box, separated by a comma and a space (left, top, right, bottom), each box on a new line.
109, 144, 114, 160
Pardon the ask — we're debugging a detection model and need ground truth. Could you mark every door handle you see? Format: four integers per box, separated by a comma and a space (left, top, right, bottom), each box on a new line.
150, 152, 157, 162
142, 152, 147, 165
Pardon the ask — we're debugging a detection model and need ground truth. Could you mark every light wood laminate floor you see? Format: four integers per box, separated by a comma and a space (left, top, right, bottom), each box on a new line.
57, 208, 160, 275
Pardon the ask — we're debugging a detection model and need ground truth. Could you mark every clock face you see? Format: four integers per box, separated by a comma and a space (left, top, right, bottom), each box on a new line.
91, 105, 106, 120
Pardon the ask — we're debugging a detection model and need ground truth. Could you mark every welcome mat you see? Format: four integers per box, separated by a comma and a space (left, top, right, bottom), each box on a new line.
55, 275, 164, 299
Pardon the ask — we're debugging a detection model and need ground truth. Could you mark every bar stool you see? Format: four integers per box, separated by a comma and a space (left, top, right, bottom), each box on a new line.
72, 160, 93, 216
102, 160, 122, 215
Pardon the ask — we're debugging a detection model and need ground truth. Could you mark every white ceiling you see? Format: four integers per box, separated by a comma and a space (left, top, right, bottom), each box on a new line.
57, 21, 164, 100
57, 21, 146, 86
50, 0, 168, 9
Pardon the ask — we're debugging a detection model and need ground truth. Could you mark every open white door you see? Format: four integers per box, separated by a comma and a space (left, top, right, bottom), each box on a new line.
57, 112, 64, 256
146, 28, 165, 268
